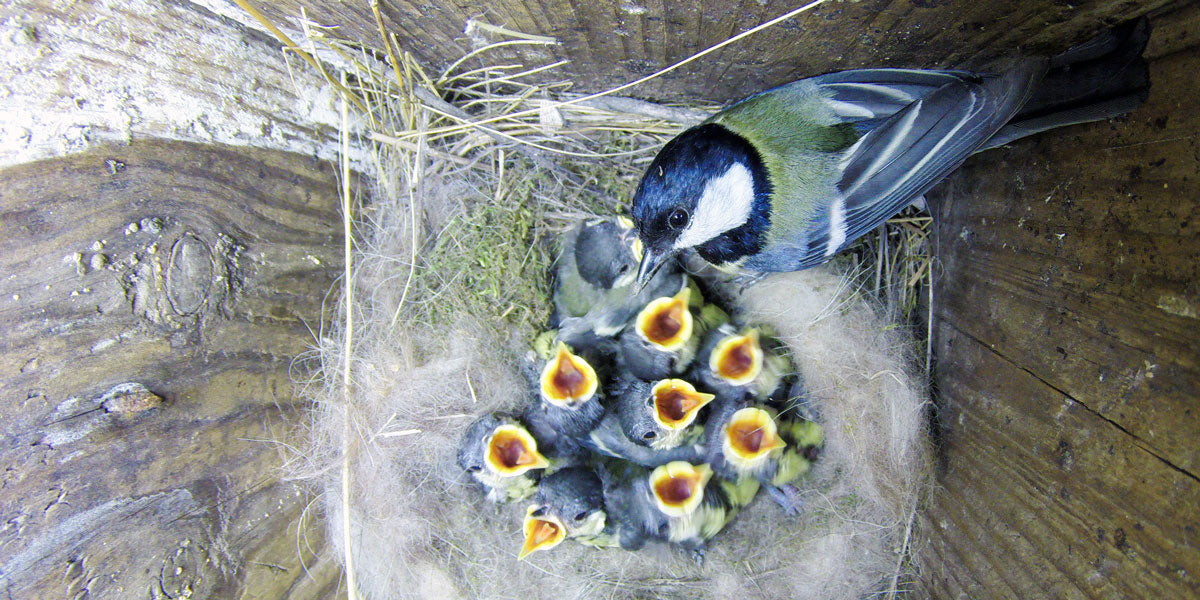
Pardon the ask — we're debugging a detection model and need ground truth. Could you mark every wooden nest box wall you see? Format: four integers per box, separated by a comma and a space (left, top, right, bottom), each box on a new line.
0, 1, 1195, 598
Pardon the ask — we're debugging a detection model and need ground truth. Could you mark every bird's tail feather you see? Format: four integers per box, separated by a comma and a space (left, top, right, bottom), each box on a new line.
981, 17, 1150, 151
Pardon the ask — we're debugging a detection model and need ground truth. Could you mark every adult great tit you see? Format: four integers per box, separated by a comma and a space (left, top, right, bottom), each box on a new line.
631, 18, 1149, 284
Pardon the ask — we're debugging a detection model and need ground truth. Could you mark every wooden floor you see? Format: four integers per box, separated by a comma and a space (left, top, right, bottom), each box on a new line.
919, 4, 1200, 598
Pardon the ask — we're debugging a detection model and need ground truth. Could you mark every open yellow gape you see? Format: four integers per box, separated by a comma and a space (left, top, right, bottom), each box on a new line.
540, 342, 599, 407
485, 425, 549, 476
723, 407, 786, 466
636, 288, 693, 351
651, 379, 714, 430
519, 506, 567, 559
650, 461, 712, 518
709, 329, 763, 385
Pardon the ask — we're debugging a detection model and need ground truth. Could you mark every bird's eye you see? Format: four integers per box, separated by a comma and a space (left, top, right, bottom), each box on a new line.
532, 506, 547, 517
642, 431, 657, 440
466, 465, 481, 473
618, 264, 630, 275
667, 208, 689, 230
574, 511, 588, 521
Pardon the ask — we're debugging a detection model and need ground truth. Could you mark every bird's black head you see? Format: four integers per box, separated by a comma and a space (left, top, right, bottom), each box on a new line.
457, 413, 502, 473
631, 123, 771, 285
535, 467, 606, 523
614, 375, 660, 446
574, 220, 636, 289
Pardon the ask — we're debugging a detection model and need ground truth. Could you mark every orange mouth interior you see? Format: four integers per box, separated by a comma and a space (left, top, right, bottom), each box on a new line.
652, 380, 713, 429
729, 422, 767, 454
650, 462, 710, 516
486, 427, 545, 474
725, 409, 785, 459
654, 473, 698, 507
551, 358, 587, 398
719, 343, 755, 378
520, 514, 566, 558
711, 330, 762, 384
644, 303, 684, 344
541, 343, 597, 405
636, 289, 692, 350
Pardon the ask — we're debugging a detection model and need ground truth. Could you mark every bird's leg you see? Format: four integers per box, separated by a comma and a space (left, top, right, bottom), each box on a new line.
732, 271, 768, 294
764, 483, 805, 517
679, 542, 707, 566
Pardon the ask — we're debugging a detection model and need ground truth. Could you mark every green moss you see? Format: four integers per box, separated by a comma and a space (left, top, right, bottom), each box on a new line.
414, 165, 554, 335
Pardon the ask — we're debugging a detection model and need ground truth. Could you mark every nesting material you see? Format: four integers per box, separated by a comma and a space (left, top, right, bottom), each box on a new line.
270, 13, 932, 600
305, 233, 931, 599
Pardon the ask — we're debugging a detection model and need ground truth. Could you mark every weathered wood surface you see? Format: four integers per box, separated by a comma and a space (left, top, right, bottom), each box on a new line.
919, 3, 1200, 598
0, 0, 358, 168
0, 140, 345, 599
243, 0, 1171, 103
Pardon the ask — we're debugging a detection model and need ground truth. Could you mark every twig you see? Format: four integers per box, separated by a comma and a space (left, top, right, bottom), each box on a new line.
337, 72, 360, 600
411, 87, 552, 166
388, 114, 425, 328
230, 0, 367, 113
465, 19, 560, 44
574, 95, 711, 125
887, 497, 920, 599
377, 429, 422, 438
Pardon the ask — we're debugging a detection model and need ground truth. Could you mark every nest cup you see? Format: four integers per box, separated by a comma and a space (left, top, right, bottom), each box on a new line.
277, 14, 934, 600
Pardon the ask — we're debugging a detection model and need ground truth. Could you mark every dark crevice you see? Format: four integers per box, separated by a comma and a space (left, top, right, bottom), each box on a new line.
943, 320, 1200, 485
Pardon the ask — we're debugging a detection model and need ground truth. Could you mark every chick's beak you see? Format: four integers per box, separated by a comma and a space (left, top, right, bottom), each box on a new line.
486, 425, 550, 475
723, 408, 787, 462
519, 507, 566, 559
710, 329, 764, 385
635, 244, 673, 291
649, 461, 712, 517
635, 288, 693, 351
540, 342, 599, 407
652, 379, 715, 430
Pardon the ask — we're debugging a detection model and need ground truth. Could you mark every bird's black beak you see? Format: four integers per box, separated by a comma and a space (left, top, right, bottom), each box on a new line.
635, 245, 673, 291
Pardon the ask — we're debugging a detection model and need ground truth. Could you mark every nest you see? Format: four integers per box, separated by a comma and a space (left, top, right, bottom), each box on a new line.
257, 8, 935, 599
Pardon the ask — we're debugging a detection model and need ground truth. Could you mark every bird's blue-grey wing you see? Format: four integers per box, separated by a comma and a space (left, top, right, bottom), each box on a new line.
799, 60, 1047, 265
808, 68, 976, 123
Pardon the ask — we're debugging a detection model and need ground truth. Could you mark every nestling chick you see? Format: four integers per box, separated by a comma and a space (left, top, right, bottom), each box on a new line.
630, 19, 1150, 284
646, 461, 742, 558
519, 467, 617, 559
554, 217, 687, 351
691, 325, 790, 404
585, 409, 706, 467
522, 342, 605, 459
703, 402, 821, 515
458, 413, 550, 503
584, 374, 711, 466
617, 285, 728, 381
615, 375, 713, 449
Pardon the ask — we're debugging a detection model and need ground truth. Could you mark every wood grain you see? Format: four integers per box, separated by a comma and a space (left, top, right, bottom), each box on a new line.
240, 0, 1171, 103
920, 3, 1200, 597
0, 139, 345, 599
1, 0, 354, 168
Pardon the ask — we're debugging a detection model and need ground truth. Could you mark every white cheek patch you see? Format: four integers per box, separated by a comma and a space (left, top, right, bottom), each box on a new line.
674, 163, 755, 250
